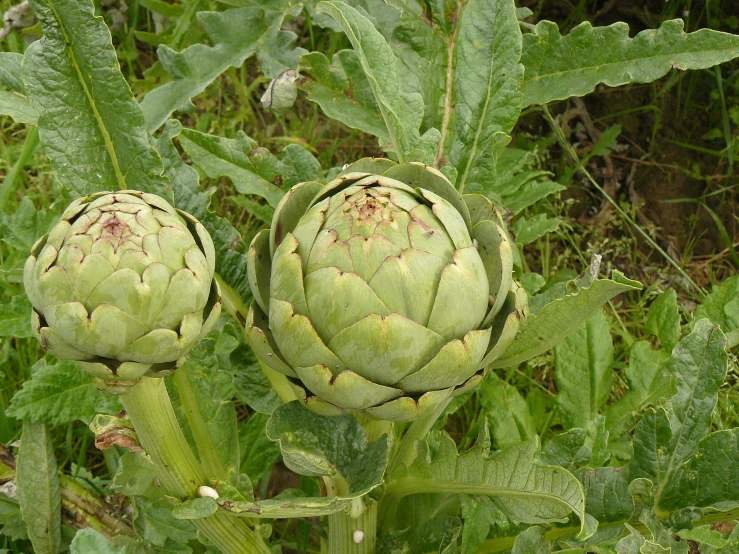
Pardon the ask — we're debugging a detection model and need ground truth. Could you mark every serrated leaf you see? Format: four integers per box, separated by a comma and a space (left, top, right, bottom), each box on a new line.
478, 372, 536, 449
299, 50, 390, 144
316, 1, 440, 164
646, 290, 681, 353
511, 214, 561, 246
228, 402, 387, 517
382, 426, 587, 537
171, 497, 218, 520
155, 120, 252, 304
628, 320, 728, 511
554, 309, 613, 429
521, 19, 739, 107
239, 413, 280, 484
0, 295, 33, 338
605, 342, 671, 437
70, 528, 123, 554
141, 6, 305, 132
0, 493, 28, 541
17, 421, 61, 554
7, 360, 122, 425
492, 270, 642, 368
449, 0, 523, 193
22, 0, 169, 197
0, 90, 38, 124
0, 196, 58, 254
0, 52, 37, 124
216, 325, 281, 414
178, 129, 285, 208
696, 275, 739, 349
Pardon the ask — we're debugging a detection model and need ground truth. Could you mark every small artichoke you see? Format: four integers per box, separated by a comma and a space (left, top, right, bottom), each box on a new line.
24, 191, 221, 390
247, 159, 527, 421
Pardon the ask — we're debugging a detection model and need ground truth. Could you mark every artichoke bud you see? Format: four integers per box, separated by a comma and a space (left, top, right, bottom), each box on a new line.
24, 191, 221, 393
246, 159, 526, 421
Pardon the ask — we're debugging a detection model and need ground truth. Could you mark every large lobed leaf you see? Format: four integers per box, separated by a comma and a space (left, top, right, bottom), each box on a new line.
381, 423, 588, 538
316, 1, 440, 164
521, 19, 739, 107
491, 270, 642, 368
22, 0, 169, 198
141, 5, 306, 133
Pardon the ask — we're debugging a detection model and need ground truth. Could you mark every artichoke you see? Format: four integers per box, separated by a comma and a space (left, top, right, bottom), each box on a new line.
247, 159, 527, 421
24, 191, 221, 390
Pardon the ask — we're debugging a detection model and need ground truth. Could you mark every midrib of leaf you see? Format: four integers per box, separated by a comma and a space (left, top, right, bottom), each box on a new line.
587, 318, 598, 421
434, 3, 460, 169
457, 29, 498, 193
655, 328, 713, 503
44, 0, 126, 190
384, 477, 582, 511
39, 429, 55, 553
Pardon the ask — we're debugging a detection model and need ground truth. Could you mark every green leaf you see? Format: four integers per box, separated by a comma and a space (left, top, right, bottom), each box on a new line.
22, 0, 169, 198
628, 320, 728, 511
0, 295, 33, 338
646, 289, 681, 353
511, 214, 561, 246
604, 340, 670, 437
554, 309, 613, 429
239, 413, 280, 484
382, 424, 588, 538
316, 1, 440, 164
449, 0, 523, 194
178, 129, 285, 208
0, 493, 28, 541
155, 121, 252, 304
696, 275, 739, 349
17, 421, 61, 554
0, 196, 58, 254
172, 497, 219, 520
677, 525, 729, 549
7, 360, 122, 425
478, 372, 536, 449
141, 6, 305, 132
70, 528, 123, 554
227, 401, 388, 517
0, 90, 38, 125
299, 50, 389, 144
511, 526, 547, 554
491, 270, 642, 368
579, 466, 634, 523
521, 19, 739, 107
276, 143, 324, 189
0, 52, 37, 124
266, 401, 386, 485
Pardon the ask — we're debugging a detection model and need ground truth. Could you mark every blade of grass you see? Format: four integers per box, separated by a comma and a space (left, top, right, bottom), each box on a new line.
0, 126, 39, 210
700, 202, 739, 267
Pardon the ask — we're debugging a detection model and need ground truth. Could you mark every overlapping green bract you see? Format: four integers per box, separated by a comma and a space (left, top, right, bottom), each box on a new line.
24, 191, 221, 392
246, 160, 526, 421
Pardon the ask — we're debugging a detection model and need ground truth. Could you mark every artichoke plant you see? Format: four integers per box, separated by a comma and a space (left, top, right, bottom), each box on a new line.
247, 159, 527, 421
24, 191, 221, 391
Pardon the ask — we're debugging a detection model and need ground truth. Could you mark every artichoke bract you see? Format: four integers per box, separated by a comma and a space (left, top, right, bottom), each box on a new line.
24, 191, 221, 390
247, 159, 527, 421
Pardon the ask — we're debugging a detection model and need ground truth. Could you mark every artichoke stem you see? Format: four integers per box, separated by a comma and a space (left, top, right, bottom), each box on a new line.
328, 499, 377, 554
121, 377, 271, 554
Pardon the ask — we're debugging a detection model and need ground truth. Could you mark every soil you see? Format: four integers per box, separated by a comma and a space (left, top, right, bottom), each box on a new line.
517, 0, 739, 289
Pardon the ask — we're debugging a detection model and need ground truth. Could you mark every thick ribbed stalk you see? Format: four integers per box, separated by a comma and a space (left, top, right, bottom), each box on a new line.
121, 377, 270, 554
328, 499, 377, 554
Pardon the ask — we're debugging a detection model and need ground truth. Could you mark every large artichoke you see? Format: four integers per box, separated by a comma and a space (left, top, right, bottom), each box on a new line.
247, 160, 527, 421
24, 191, 221, 390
